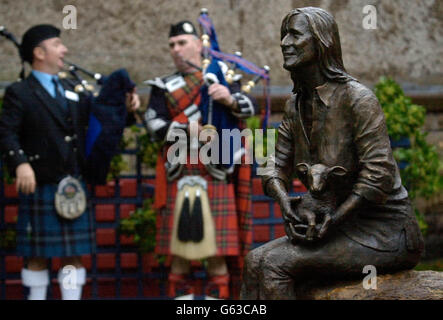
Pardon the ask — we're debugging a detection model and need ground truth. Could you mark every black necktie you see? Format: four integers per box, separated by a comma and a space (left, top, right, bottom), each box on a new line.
52, 77, 68, 111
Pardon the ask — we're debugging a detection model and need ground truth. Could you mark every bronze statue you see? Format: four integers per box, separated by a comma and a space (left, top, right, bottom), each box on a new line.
240, 7, 424, 300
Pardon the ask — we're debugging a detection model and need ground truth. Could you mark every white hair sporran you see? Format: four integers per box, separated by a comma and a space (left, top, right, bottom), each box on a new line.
170, 176, 216, 260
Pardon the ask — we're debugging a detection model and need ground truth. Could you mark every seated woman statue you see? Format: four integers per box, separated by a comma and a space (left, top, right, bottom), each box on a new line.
240, 7, 424, 300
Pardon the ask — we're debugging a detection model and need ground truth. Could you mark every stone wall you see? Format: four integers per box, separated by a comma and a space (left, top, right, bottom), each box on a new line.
0, 0, 442, 87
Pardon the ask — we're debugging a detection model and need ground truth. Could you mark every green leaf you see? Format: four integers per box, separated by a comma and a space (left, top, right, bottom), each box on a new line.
375, 77, 443, 234
118, 199, 157, 253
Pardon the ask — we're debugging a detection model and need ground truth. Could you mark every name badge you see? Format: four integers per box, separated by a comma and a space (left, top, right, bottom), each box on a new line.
165, 76, 186, 93
65, 90, 79, 102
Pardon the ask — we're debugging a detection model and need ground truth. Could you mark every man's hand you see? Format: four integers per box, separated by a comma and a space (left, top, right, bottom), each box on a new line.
208, 83, 235, 108
16, 163, 36, 195
126, 89, 140, 113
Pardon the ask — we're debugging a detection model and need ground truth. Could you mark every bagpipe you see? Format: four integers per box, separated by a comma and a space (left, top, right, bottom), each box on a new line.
68, 63, 135, 185
59, 59, 103, 96
0, 25, 26, 80
197, 8, 271, 130
170, 10, 265, 253
1, 25, 135, 184
192, 9, 271, 171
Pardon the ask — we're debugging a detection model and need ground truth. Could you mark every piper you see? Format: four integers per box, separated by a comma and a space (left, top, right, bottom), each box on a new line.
0, 24, 140, 300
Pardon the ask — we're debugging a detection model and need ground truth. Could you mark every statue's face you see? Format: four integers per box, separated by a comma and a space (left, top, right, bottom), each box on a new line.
281, 14, 316, 71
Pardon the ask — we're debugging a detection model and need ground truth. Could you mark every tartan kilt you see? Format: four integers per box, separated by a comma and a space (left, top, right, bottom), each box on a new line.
16, 183, 95, 258
155, 163, 240, 257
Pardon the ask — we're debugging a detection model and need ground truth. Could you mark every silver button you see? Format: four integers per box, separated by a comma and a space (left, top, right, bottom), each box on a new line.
29, 156, 34, 161
18, 149, 24, 155
35, 154, 40, 160
65, 136, 72, 142
9, 150, 14, 156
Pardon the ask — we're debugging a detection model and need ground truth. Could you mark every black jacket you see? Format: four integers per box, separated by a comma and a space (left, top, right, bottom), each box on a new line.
0, 73, 92, 184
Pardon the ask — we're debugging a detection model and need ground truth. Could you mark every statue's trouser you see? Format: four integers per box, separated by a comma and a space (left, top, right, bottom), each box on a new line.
240, 231, 421, 300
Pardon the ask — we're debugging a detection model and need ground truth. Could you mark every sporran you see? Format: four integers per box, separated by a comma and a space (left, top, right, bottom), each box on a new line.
170, 176, 216, 260
54, 176, 87, 220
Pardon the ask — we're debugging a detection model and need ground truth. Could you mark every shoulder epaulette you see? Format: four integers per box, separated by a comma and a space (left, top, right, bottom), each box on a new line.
143, 72, 181, 90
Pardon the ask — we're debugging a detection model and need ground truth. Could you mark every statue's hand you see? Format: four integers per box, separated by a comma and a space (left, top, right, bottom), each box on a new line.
297, 208, 317, 241
317, 193, 363, 239
279, 196, 307, 243
279, 195, 302, 224
316, 213, 333, 239
284, 223, 305, 244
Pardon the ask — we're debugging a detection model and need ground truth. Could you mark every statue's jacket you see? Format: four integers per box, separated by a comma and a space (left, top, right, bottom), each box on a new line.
263, 80, 424, 252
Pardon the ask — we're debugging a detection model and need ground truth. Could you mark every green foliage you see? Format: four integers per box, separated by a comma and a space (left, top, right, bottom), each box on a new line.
375, 77, 443, 234
414, 258, 443, 271
414, 208, 428, 236
2, 165, 14, 184
130, 125, 162, 169
0, 228, 16, 250
246, 115, 278, 160
107, 152, 128, 182
376, 78, 426, 141
106, 125, 162, 181
246, 115, 261, 132
118, 199, 157, 253
106, 134, 129, 182
111, 126, 161, 254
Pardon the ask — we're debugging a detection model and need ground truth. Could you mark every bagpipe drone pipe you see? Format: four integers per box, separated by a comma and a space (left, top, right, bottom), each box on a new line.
196, 9, 271, 170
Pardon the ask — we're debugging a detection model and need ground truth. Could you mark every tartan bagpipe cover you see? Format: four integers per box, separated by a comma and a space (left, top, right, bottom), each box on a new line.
84, 68, 135, 185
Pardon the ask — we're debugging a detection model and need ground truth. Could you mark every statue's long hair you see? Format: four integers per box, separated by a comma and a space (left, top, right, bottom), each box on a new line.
281, 7, 355, 91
